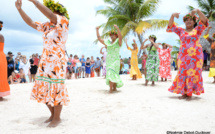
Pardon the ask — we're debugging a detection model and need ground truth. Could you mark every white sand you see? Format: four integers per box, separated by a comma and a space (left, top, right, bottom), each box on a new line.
0, 71, 215, 134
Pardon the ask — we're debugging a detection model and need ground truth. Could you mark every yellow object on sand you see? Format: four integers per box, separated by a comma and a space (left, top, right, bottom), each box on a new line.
128, 47, 142, 78
209, 68, 215, 77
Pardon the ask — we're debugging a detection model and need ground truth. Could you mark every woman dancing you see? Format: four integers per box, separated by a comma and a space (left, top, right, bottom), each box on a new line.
16, 0, 70, 127
100, 47, 107, 77
158, 43, 173, 81
0, 21, 10, 101
141, 35, 160, 86
203, 26, 215, 83
96, 25, 124, 93
125, 39, 142, 80
167, 9, 208, 100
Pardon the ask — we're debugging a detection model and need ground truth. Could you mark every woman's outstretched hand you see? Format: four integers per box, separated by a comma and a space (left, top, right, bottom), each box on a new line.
15, 0, 22, 10
191, 9, 199, 16
172, 13, 180, 19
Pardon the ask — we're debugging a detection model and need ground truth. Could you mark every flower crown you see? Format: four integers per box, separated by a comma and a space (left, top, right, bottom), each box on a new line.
149, 35, 157, 40
162, 43, 165, 46
43, 0, 70, 20
0, 24, 2, 28
213, 33, 215, 39
183, 13, 198, 23
109, 30, 118, 36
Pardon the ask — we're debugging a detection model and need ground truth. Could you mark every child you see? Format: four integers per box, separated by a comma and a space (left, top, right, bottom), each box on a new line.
19, 68, 27, 83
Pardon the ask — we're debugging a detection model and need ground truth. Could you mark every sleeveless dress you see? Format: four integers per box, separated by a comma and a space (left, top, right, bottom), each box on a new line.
146, 46, 160, 81
167, 21, 208, 96
103, 51, 107, 76
158, 48, 172, 79
105, 38, 123, 88
30, 15, 70, 106
85, 62, 91, 74
128, 47, 142, 78
0, 42, 10, 97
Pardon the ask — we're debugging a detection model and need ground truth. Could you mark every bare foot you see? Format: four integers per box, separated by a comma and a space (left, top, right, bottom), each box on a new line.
161, 78, 163, 81
179, 95, 187, 100
47, 119, 61, 128
213, 81, 215, 83
186, 96, 192, 101
0, 97, 3, 101
44, 116, 53, 123
109, 89, 113, 93
152, 81, 155, 86
165, 78, 167, 81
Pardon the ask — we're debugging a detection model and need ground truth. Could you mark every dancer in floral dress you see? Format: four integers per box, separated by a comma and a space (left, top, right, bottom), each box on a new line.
16, 0, 70, 127
125, 39, 142, 80
158, 43, 173, 81
167, 9, 208, 100
203, 26, 215, 83
141, 35, 160, 86
96, 25, 123, 93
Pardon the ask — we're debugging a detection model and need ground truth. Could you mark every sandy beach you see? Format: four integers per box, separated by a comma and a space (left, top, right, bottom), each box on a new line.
0, 71, 215, 134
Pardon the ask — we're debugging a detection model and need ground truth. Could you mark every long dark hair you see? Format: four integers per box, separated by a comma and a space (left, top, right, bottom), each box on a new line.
149, 37, 156, 52
0, 21, 3, 31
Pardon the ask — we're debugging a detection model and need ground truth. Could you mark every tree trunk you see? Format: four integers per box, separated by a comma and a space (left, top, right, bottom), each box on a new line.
137, 34, 144, 57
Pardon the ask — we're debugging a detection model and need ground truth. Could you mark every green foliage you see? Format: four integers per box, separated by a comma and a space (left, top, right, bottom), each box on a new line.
188, 0, 215, 21
96, 0, 169, 44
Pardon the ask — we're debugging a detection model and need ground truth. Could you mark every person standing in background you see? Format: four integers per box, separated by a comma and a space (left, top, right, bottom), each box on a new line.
7, 51, 15, 78
80, 55, 86, 78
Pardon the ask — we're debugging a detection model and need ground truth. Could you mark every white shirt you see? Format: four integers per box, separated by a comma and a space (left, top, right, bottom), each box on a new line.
19, 60, 31, 75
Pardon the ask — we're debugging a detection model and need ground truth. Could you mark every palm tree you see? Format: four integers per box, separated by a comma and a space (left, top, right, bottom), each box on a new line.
188, 0, 215, 21
171, 39, 180, 58
96, 0, 169, 46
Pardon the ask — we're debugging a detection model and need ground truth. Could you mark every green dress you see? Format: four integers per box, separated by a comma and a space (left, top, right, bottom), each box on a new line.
105, 38, 124, 88
146, 45, 160, 81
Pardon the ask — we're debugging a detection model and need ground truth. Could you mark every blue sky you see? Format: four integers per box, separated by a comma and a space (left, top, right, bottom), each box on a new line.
1, 0, 198, 59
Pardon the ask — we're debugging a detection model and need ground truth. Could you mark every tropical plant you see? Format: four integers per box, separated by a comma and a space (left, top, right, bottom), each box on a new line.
95, 0, 169, 46
188, 0, 215, 21
171, 39, 180, 58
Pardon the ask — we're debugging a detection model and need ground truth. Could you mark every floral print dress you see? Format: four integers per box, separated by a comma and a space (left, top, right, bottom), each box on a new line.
146, 46, 160, 81
158, 48, 172, 79
167, 20, 208, 96
105, 38, 123, 88
31, 15, 70, 106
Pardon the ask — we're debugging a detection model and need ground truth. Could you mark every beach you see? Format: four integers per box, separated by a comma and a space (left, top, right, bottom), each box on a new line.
0, 71, 215, 134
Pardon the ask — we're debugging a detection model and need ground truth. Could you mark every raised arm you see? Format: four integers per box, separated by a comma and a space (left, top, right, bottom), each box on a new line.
114, 25, 122, 47
125, 39, 129, 49
191, 9, 207, 25
15, 0, 37, 29
100, 47, 105, 55
96, 26, 106, 46
149, 39, 159, 49
168, 13, 180, 27
141, 39, 149, 50
29, 0, 57, 24
204, 26, 212, 36
165, 43, 173, 48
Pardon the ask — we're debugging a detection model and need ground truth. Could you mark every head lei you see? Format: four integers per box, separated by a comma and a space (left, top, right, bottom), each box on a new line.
109, 30, 118, 37
162, 43, 166, 46
149, 35, 157, 40
213, 33, 215, 39
0, 23, 2, 28
183, 13, 198, 23
43, 0, 70, 20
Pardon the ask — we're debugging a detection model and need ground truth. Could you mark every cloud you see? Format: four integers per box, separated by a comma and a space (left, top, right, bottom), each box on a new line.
1, 0, 198, 59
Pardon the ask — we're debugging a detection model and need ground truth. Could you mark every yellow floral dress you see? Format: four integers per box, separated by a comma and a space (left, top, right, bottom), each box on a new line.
31, 15, 70, 106
128, 47, 142, 78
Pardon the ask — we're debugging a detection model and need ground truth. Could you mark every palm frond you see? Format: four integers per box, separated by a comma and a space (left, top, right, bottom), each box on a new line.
135, 21, 152, 34
121, 21, 138, 37
146, 19, 169, 30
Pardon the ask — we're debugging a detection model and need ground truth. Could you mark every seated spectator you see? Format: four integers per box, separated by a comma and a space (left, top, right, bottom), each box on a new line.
8, 71, 21, 84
